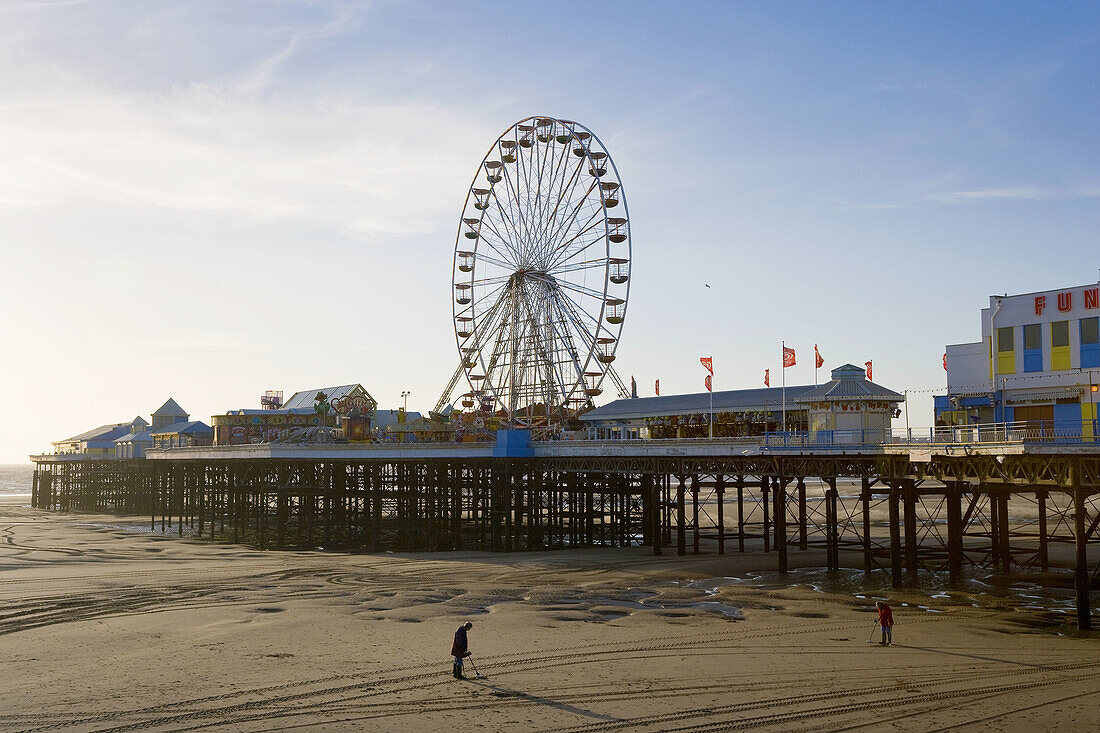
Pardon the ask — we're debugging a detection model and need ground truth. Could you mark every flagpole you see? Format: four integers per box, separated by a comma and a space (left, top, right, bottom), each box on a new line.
709, 371, 714, 439
781, 341, 786, 434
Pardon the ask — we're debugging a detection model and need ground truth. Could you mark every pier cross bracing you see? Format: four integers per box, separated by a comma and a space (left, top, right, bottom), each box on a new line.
30, 441, 1100, 629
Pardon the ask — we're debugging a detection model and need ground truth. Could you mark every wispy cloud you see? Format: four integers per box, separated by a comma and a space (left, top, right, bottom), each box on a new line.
928, 185, 1100, 204
0, 85, 493, 240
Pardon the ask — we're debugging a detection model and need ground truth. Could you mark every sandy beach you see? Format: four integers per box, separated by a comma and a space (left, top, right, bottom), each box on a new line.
1, 495, 1099, 732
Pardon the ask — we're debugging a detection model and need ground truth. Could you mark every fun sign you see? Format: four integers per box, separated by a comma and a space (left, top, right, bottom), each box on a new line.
1035, 287, 1099, 316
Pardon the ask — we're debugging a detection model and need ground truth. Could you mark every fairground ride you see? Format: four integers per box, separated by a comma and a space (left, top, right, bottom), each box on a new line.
434, 116, 632, 429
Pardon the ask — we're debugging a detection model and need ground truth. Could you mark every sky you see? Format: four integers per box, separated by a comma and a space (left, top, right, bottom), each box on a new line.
2, 0, 1099, 461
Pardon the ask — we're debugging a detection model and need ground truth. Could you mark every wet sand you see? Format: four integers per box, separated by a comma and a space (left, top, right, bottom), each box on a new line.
2, 496, 1100, 732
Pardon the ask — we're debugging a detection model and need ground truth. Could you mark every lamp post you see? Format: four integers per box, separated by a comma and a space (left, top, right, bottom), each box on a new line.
904, 389, 910, 439
401, 390, 410, 415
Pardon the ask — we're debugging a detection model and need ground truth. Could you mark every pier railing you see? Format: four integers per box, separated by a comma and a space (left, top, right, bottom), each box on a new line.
580, 420, 1098, 449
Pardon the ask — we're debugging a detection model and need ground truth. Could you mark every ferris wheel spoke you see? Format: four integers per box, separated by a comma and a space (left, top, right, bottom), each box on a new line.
460, 288, 509, 349
558, 286, 609, 336
467, 250, 516, 274
495, 155, 528, 245
549, 257, 611, 276
534, 134, 570, 244
468, 274, 515, 291
548, 234, 607, 274
548, 289, 598, 397
535, 172, 592, 263
531, 154, 588, 266
477, 216, 522, 263
544, 291, 588, 401
484, 190, 526, 261
539, 184, 601, 268
499, 163, 533, 248
546, 218, 607, 273
531, 274, 605, 302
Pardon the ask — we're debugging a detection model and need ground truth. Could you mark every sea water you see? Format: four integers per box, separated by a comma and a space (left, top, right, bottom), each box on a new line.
0, 464, 34, 497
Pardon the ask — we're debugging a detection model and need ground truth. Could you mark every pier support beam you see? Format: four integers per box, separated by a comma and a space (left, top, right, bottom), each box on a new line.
676, 476, 686, 557
998, 492, 1011, 573
737, 478, 745, 552
761, 477, 770, 553
716, 474, 725, 555
691, 475, 700, 555
1038, 489, 1049, 572
947, 482, 963, 587
776, 478, 788, 573
647, 474, 661, 556
889, 482, 903, 588
861, 478, 872, 577
904, 479, 919, 587
825, 478, 839, 575
797, 478, 807, 550
1074, 478, 1092, 630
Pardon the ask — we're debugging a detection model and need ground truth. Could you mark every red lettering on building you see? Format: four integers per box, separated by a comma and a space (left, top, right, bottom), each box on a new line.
1086, 288, 1099, 310
1058, 292, 1072, 312
1034, 295, 1046, 315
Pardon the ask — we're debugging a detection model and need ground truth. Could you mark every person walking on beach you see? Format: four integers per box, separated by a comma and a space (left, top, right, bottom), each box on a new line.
451, 621, 473, 679
876, 601, 893, 646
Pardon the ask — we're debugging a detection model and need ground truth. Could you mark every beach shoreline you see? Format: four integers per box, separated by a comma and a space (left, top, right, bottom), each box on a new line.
3, 498, 1100, 731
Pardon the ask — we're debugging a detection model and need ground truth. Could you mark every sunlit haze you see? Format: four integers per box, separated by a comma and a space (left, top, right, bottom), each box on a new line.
3, 1, 1100, 461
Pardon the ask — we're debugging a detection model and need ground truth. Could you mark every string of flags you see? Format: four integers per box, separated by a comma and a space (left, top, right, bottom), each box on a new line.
644, 344, 981, 397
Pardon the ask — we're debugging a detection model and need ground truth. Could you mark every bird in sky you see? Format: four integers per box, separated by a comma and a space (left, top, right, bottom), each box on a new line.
704, 283, 711, 288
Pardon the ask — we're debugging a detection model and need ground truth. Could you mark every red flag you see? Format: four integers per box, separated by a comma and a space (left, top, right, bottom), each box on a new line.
865, 361, 873, 381
700, 356, 713, 374
655, 379, 660, 396
764, 369, 770, 387
815, 344, 824, 368
942, 354, 947, 371
704, 374, 712, 392
783, 346, 796, 368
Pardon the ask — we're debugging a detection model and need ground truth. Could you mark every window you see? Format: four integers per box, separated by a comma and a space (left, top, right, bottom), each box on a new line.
1083, 317, 1099, 345
1023, 324, 1041, 350
1052, 321, 1070, 348
1052, 320, 1071, 370
1082, 317, 1100, 369
998, 326, 1014, 352
1023, 323, 1043, 372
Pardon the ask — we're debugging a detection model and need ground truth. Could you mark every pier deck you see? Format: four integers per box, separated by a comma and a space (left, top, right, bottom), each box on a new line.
30, 439, 1100, 628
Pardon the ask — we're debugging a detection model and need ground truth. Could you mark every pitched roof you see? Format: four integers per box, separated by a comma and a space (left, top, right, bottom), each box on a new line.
130, 416, 150, 427
794, 364, 903, 402
114, 431, 153, 444
579, 386, 819, 422
152, 398, 188, 417
53, 423, 131, 445
281, 384, 374, 410
149, 420, 212, 436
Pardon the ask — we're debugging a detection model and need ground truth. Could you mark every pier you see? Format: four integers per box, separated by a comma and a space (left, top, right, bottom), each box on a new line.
31, 437, 1100, 629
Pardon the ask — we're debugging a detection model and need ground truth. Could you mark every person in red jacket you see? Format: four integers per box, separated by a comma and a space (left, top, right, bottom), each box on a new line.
876, 601, 893, 646
451, 621, 473, 679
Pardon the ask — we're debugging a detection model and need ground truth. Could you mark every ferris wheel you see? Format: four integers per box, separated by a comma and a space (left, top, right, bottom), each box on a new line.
437, 116, 631, 427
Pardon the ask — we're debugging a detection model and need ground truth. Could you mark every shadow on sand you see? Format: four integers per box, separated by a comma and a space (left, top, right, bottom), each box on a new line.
466, 678, 621, 721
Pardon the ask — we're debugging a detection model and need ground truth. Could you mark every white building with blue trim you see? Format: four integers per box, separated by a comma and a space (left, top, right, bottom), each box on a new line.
940, 282, 1100, 437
